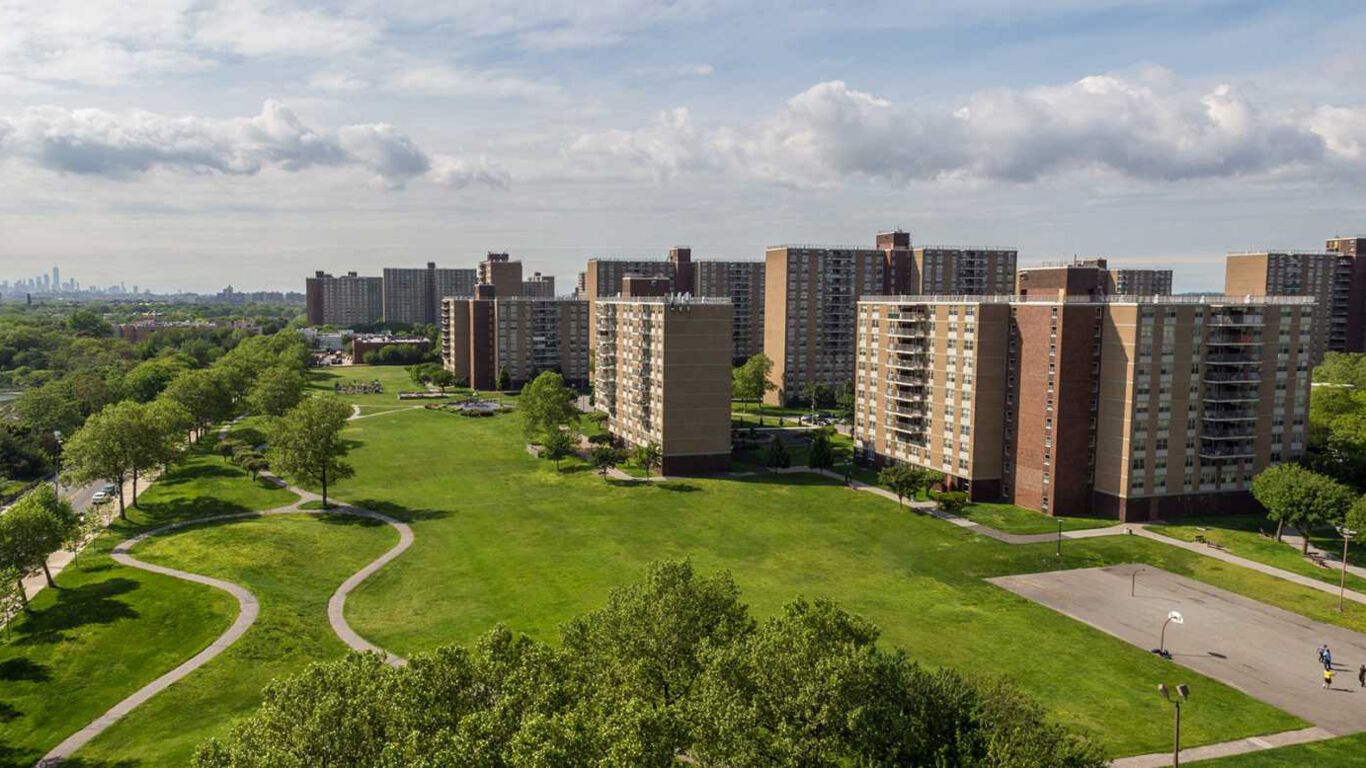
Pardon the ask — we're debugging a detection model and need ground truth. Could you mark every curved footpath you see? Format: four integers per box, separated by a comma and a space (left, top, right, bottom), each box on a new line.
36, 422, 414, 767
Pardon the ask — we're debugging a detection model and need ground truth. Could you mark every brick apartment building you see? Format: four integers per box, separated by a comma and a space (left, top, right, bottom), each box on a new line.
1225, 240, 1366, 361
1017, 258, 1173, 298
478, 253, 525, 300
523, 272, 556, 298
594, 296, 733, 475
441, 288, 590, 390
381, 262, 477, 325
854, 294, 1314, 522
306, 271, 384, 326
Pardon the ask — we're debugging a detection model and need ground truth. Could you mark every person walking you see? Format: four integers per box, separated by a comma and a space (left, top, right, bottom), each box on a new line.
1325, 647, 1334, 669
1358, 664, 1365, 688
1325, 667, 1335, 689
1318, 645, 1328, 666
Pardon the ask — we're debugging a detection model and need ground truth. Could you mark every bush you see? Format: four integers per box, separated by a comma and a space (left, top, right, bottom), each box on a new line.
933, 491, 969, 515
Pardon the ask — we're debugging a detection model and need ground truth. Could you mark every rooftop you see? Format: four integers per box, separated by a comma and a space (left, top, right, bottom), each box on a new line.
858, 294, 1317, 306
596, 295, 733, 306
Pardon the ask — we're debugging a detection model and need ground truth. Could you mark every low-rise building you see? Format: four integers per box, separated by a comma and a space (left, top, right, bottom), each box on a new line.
595, 296, 733, 474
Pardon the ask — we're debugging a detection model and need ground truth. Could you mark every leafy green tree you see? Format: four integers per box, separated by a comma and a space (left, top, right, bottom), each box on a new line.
496, 366, 512, 392
430, 368, 456, 391
1315, 352, 1366, 388
267, 397, 354, 508
1252, 463, 1355, 552
0, 486, 72, 597
1348, 495, 1366, 537
64, 507, 103, 565
807, 431, 834, 471
247, 365, 307, 417
541, 429, 577, 471
67, 309, 113, 338
123, 358, 186, 402
732, 353, 775, 411
519, 371, 580, 441
165, 368, 234, 441
217, 438, 246, 461
878, 463, 920, 510
233, 451, 269, 481
0, 566, 23, 635
766, 434, 790, 469
633, 441, 662, 478
62, 402, 137, 518
591, 444, 625, 479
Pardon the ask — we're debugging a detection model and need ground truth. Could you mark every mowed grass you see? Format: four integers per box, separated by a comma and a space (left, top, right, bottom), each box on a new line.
0, 448, 297, 768
328, 406, 1309, 757
959, 501, 1118, 534
1148, 514, 1366, 596
73, 513, 397, 766
1198, 732, 1366, 766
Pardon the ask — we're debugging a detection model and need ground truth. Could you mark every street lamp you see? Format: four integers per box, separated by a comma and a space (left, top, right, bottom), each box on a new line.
1158, 683, 1190, 767
1336, 525, 1356, 614
1153, 610, 1183, 658
52, 429, 63, 496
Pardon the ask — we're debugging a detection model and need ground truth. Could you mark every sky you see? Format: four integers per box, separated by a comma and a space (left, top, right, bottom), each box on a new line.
2, 0, 1365, 293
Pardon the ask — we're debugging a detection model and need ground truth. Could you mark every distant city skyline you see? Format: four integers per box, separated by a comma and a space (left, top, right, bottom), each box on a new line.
2, 1, 1365, 293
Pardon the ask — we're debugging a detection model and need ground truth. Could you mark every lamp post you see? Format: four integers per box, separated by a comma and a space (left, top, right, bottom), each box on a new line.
1056, 519, 1063, 559
1158, 683, 1190, 767
52, 429, 63, 497
1337, 525, 1356, 614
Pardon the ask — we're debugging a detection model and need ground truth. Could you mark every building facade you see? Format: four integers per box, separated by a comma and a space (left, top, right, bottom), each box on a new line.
693, 260, 766, 362
305, 271, 383, 326
854, 294, 1314, 522
594, 296, 733, 474
1017, 259, 1173, 299
763, 245, 886, 405
382, 262, 477, 325
479, 253, 525, 299
524, 272, 556, 298
441, 294, 590, 390
1224, 251, 1349, 361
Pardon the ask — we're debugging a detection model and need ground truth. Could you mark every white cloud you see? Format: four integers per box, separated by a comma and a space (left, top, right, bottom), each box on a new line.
192, 1, 378, 58
309, 71, 371, 93
0, 100, 508, 191
390, 65, 561, 101
430, 154, 512, 190
569, 74, 1366, 187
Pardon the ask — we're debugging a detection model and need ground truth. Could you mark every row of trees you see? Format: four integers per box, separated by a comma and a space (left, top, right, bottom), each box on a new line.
1251, 463, 1366, 552
192, 560, 1102, 767
0, 486, 98, 621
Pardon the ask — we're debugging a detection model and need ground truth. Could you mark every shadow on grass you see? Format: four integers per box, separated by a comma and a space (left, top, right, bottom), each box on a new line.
0, 701, 19, 724
11, 578, 140, 646
315, 513, 386, 529
657, 483, 700, 493
116, 496, 260, 531
347, 499, 451, 524
51, 758, 142, 768
0, 658, 50, 682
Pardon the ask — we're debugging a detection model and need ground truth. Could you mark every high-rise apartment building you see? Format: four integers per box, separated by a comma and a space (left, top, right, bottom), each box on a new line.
763, 245, 887, 405
693, 260, 766, 362
1224, 249, 1359, 361
909, 247, 1018, 295
306, 270, 384, 326
523, 272, 556, 298
478, 253, 524, 299
382, 262, 477, 325
595, 296, 733, 474
441, 291, 590, 390
854, 294, 1314, 522
1017, 258, 1173, 298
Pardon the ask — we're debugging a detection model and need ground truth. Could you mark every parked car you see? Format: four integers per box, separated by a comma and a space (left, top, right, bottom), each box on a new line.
91, 484, 117, 505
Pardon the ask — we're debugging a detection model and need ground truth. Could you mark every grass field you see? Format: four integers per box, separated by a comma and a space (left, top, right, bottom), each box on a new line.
1199, 732, 1366, 766
958, 501, 1118, 534
305, 370, 1326, 757
0, 448, 297, 767
73, 513, 396, 766
1148, 514, 1366, 596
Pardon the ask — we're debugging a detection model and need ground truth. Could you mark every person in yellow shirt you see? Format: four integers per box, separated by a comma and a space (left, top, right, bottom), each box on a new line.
1324, 667, 1335, 689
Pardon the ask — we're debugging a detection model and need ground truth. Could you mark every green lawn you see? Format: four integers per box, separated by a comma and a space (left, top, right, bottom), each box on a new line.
958, 501, 1118, 534
307, 364, 423, 407
0, 448, 297, 767
1198, 732, 1366, 766
316, 406, 1316, 758
73, 513, 397, 766
1147, 514, 1366, 596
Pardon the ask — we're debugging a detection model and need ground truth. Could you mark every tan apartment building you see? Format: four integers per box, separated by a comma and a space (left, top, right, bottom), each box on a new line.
855, 294, 1314, 522
911, 247, 1017, 295
478, 253, 524, 299
306, 270, 383, 326
763, 245, 887, 404
523, 272, 556, 298
442, 291, 590, 390
693, 259, 765, 362
1225, 247, 1365, 360
594, 296, 733, 474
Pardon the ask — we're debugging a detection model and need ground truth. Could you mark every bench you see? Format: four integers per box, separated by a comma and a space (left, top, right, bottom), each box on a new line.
1308, 553, 1330, 568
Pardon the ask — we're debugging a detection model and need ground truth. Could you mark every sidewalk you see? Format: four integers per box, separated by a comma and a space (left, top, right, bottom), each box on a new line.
1280, 527, 1366, 582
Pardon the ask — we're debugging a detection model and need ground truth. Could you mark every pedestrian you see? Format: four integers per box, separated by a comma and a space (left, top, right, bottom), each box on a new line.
1318, 644, 1328, 665
1325, 667, 1335, 689
1359, 664, 1365, 688
1326, 647, 1334, 669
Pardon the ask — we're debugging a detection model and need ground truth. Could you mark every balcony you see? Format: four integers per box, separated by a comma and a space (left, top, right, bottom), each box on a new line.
1199, 443, 1256, 460
1207, 332, 1262, 346
1204, 370, 1261, 384
1203, 407, 1258, 422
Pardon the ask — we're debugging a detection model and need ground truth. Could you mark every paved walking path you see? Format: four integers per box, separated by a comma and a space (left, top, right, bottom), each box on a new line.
1110, 726, 1335, 767
1281, 526, 1366, 582
36, 422, 415, 767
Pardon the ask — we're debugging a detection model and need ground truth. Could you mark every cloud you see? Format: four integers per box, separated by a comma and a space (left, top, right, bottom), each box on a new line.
390, 65, 562, 101
568, 73, 1366, 187
192, 1, 378, 57
0, 100, 508, 191
309, 71, 371, 93
429, 154, 512, 190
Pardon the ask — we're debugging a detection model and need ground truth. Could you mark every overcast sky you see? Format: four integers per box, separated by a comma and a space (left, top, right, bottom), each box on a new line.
2, 0, 1365, 293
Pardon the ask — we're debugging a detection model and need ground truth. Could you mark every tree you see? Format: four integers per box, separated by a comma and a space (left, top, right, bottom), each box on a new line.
0, 486, 72, 599
807, 430, 834, 471
431, 368, 455, 392
834, 380, 855, 426
1349, 495, 1366, 538
123, 358, 186, 402
247, 365, 307, 418
633, 442, 662, 478
267, 397, 354, 508
234, 451, 269, 481
217, 438, 247, 462
766, 435, 790, 469
934, 490, 969, 515
591, 444, 625, 479
1252, 464, 1355, 552
62, 402, 136, 519
64, 508, 103, 565
541, 429, 577, 472
802, 382, 820, 417
879, 463, 921, 510
164, 368, 234, 441
146, 398, 194, 477
732, 353, 775, 411
0, 566, 23, 636
67, 309, 113, 338
520, 371, 580, 442
496, 366, 512, 392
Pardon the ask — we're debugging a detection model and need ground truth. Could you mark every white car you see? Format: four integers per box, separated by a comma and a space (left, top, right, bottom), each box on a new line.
91, 484, 117, 505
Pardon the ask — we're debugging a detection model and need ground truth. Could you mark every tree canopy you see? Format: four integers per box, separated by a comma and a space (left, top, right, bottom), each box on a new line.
1252, 463, 1355, 552
519, 371, 579, 441
267, 396, 354, 508
732, 353, 775, 409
